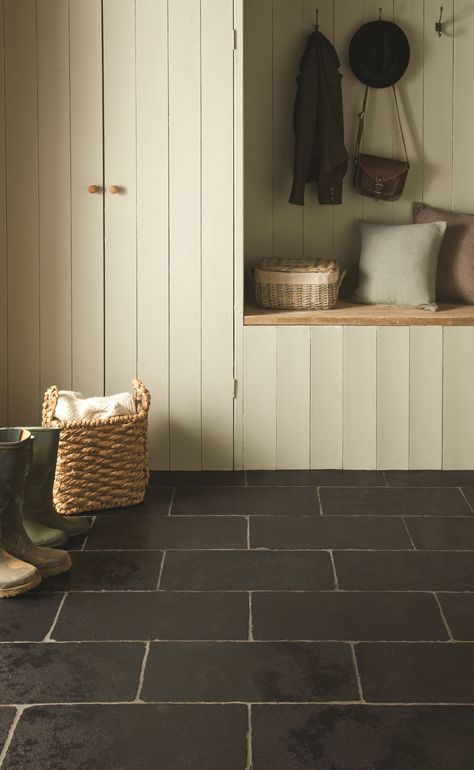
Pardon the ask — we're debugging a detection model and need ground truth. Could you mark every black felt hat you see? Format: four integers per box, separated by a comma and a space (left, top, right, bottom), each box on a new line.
349, 20, 410, 88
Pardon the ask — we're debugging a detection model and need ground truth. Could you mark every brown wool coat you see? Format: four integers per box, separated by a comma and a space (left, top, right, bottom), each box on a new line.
289, 30, 348, 206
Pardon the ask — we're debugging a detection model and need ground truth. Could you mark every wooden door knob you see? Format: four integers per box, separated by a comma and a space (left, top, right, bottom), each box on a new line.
88, 184, 100, 194
108, 185, 120, 194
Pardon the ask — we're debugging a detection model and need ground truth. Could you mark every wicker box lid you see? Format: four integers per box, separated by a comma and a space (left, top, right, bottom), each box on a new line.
257, 258, 339, 274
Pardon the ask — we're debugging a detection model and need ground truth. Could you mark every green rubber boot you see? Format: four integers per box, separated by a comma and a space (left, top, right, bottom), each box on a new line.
22, 426, 91, 544
0, 429, 71, 579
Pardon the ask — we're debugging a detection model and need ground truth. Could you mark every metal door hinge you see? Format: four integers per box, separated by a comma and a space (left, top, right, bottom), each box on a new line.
233, 29, 237, 50
233, 379, 238, 399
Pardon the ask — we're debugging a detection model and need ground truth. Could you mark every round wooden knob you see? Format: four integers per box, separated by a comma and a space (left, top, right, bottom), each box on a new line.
109, 185, 120, 194
88, 184, 99, 194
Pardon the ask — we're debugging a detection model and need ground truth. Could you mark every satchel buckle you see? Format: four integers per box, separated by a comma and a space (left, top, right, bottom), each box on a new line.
374, 176, 384, 200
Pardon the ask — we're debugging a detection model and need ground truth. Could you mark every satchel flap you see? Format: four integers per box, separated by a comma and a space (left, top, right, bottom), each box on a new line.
357, 153, 409, 183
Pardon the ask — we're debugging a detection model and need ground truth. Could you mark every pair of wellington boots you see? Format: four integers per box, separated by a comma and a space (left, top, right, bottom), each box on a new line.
0, 428, 77, 598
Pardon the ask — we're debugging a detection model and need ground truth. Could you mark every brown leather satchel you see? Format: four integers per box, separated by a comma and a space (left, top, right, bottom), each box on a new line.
354, 85, 409, 201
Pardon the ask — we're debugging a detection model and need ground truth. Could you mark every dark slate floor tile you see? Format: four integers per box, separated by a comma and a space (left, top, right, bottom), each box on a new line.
320, 487, 471, 517
142, 642, 358, 702
171, 487, 319, 516
0, 708, 15, 754
160, 550, 334, 591
334, 551, 474, 591
251, 704, 474, 770
0, 593, 64, 642
2, 704, 248, 770
406, 517, 474, 550
438, 594, 474, 641
84, 514, 247, 550
252, 592, 448, 642
386, 470, 474, 487
356, 643, 474, 703
96, 486, 173, 516
0, 642, 144, 704
53, 591, 249, 641
247, 470, 386, 486
149, 470, 245, 487
39, 551, 163, 592
250, 515, 411, 550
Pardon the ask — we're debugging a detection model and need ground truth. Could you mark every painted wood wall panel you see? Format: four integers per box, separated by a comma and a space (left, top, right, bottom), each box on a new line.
409, 326, 443, 470
4, 0, 40, 425
37, 0, 72, 392
311, 327, 343, 469
343, 327, 377, 469
103, 0, 137, 395
0, 0, 6, 425
243, 327, 277, 469
443, 328, 474, 469
168, 0, 202, 469
377, 327, 409, 469
201, 0, 235, 469
69, 0, 104, 396
136, 0, 170, 470
276, 328, 311, 469
453, 0, 474, 213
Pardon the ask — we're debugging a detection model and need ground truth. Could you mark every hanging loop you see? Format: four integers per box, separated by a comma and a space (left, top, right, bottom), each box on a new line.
315, 8, 319, 30
379, 7, 382, 21
435, 6, 444, 36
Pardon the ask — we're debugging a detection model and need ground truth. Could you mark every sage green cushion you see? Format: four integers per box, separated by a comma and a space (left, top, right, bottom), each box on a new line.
350, 220, 447, 311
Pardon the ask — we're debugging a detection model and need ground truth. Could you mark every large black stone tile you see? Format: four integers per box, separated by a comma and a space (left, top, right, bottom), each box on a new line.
0, 642, 144, 704
160, 550, 334, 591
438, 594, 474, 641
84, 515, 247, 550
0, 593, 64, 641
334, 552, 474, 591
172, 487, 319, 516
320, 487, 471, 516
97, 486, 173, 516
247, 470, 386, 486
386, 470, 474, 487
356, 643, 474, 703
149, 470, 245, 487
250, 515, 411, 550
53, 591, 248, 641
0, 709, 15, 754
252, 704, 474, 770
39, 551, 163, 592
406, 517, 474, 550
2, 704, 247, 770
252, 592, 448, 642
142, 642, 358, 702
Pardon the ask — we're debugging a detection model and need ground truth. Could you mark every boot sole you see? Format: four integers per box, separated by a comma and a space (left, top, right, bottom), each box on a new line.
39, 554, 72, 579
0, 572, 42, 598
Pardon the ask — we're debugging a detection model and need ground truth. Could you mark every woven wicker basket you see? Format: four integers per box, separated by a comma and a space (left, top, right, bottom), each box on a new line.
254, 258, 345, 311
42, 379, 150, 515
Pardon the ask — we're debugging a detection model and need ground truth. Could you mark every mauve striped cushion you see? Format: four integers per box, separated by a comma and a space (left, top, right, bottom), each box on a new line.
413, 202, 474, 304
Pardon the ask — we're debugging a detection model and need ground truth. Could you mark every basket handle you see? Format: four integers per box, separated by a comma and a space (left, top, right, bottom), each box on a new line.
42, 385, 59, 426
133, 379, 151, 415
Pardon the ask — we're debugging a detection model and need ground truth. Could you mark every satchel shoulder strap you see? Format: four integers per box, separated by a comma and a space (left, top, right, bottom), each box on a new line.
355, 85, 409, 166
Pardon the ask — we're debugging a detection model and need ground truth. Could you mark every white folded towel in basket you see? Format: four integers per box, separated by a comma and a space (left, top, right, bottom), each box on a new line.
54, 390, 136, 422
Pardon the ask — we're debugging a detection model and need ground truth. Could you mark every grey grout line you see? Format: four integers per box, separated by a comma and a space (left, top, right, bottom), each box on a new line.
1, 639, 470, 645
246, 704, 253, 770
36, 588, 474, 595
246, 516, 250, 549
329, 550, 339, 590
401, 517, 417, 550
244, 470, 249, 487
134, 642, 151, 703
167, 488, 176, 516
67, 547, 474, 553
156, 552, 166, 590
0, 707, 25, 768
80, 516, 96, 551
433, 593, 455, 642
459, 487, 474, 513
350, 643, 365, 703
42, 594, 68, 642
382, 471, 389, 487
316, 486, 323, 515
248, 592, 254, 641
7, 699, 474, 707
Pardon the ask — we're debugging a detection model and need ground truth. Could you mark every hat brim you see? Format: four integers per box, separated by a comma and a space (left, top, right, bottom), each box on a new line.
349, 20, 410, 88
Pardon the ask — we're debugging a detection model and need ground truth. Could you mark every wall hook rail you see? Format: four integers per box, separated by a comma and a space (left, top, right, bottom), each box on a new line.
436, 6, 444, 36
379, 7, 382, 21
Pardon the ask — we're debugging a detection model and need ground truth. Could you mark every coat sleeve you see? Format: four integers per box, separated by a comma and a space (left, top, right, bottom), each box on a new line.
289, 63, 319, 206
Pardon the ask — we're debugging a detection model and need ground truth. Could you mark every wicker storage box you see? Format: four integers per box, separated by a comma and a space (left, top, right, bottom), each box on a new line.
254, 258, 345, 311
42, 379, 150, 515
